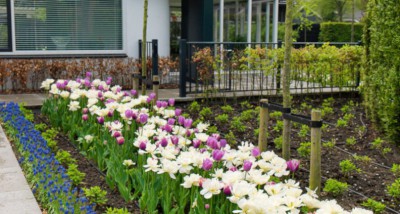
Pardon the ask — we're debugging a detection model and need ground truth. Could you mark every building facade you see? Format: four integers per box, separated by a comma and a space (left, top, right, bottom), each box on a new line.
0, 0, 282, 58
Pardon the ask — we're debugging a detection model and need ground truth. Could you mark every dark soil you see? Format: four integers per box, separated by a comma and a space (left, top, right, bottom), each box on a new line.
33, 113, 141, 213
179, 94, 400, 213
26, 93, 400, 213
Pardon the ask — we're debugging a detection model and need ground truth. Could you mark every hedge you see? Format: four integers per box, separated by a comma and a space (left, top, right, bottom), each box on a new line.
319, 22, 364, 42
363, 0, 400, 143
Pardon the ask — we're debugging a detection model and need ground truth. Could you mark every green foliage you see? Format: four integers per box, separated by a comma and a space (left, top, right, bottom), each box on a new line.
323, 178, 348, 197
345, 136, 357, 146
105, 207, 131, 214
371, 137, 384, 150
224, 131, 237, 145
55, 150, 76, 166
391, 164, 400, 177
339, 159, 360, 176
387, 178, 400, 199
66, 164, 86, 187
363, 0, 400, 143
240, 109, 255, 122
199, 107, 213, 119
240, 100, 252, 109
221, 105, 234, 114
206, 126, 218, 135
83, 186, 108, 206
269, 111, 282, 120
298, 125, 310, 138
343, 113, 355, 122
323, 140, 336, 148
215, 114, 229, 123
382, 147, 392, 155
353, 155, 372, 164
274, 136, 283, 150
18, 103, 34, 122
297, 142, 311, 158
230, 117, 246, 133
361, 198, 386, 214
319, 22, 364, 42
34, 123, 48, 132
188, 101, 201, 113
273, 120, 284, 132
336, 118, 348, 128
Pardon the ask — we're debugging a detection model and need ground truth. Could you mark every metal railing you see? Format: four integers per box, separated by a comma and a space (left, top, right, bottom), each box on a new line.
179, 40, 361, 97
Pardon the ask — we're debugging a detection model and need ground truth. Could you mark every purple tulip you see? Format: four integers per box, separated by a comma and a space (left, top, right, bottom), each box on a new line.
116, 136, 125, 145
84, 78, 91, 87
184, 118, 193, 128
171, 136, 179, 145
194, 128, 199, 133
86, 71, 92, 78
162, 124, 172, 133
229, 167, 237, 172
130, 89, 137, 96
219, 139, 227, 148
149, 92, 156, 99
205, 204, 210, 210
167, 118, 175, 125
200, 148, 207, 153
178, 116, 185, 125
139, 142, 147, 150
251, 147, 261, 157
146, 97, 152, 103
97, 91, 103, 98
98, 85, 104, 91
186, 130, 192, 137
123, 92, 129, 97
156, 101, 163, 108
211, 133, 221, 140
82, 114, 88, 121
107, 111, 114, 117
56, 82, 64, 89
115, 86, 121, 93
223, 185, 232, 196
139, 114, 148, 124
193, 139, 201, 148
113, 131, 121, 138
212, 149, 225, 161
160, 138, 168, 147
125, 109, 134, 119
106, 77, 112, 85
97, 116, 104, 125
286, 159, 300, 172
207, 137, 219, 149
168, 98, 175, 106
243, 160, 253, 171
202, 158, 213, 171
106, 99, 115, 104
175, 108, 182, 116
82, 108, 89, 114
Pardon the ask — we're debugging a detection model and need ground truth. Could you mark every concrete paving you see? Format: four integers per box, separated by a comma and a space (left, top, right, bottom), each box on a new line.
0, 125, 42, 214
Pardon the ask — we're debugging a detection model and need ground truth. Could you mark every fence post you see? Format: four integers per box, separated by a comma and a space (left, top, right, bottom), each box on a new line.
276, 40, 282, 92
153, 75, 159, 101
179, 39, 187, 97
258, 99, 269, 152
310, 109, 322, 194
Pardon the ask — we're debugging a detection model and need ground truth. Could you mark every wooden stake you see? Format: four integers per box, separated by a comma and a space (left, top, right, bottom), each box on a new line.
310, 109, 322, 194
258, 99, 269, 151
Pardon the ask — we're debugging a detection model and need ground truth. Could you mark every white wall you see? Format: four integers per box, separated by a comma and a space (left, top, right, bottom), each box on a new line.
125, 0, 170, 58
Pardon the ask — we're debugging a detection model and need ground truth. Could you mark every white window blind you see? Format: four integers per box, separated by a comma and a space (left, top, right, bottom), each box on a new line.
14, 0, 122, 51
0, 0, 10, 50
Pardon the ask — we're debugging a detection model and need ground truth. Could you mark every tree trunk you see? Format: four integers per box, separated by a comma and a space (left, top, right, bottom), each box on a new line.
282, 0, 293, 160
141, 0, 149, 95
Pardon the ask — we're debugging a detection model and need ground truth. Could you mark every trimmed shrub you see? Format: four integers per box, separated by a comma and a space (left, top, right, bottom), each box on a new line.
319, 22, 364, 42
363, 0, 400, 143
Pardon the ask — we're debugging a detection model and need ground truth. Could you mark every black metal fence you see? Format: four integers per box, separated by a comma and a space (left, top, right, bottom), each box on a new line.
179, 40, 361, 97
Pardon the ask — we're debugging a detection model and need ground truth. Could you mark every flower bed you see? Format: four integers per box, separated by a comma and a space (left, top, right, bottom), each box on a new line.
38, 75, 372, 213
0, 102, 96, 213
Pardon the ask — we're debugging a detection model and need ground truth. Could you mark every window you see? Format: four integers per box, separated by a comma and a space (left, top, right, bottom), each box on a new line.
11, 0, 123, 52
0, 0, 11, 51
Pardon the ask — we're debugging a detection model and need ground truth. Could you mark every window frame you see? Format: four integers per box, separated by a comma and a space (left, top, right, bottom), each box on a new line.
0, 0, 127, 56
0, 0, 12, 52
